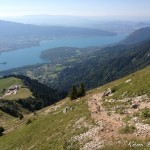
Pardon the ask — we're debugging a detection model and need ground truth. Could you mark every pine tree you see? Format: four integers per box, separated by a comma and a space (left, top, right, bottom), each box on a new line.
77, 83, 85, 97
68, 85, 77, 100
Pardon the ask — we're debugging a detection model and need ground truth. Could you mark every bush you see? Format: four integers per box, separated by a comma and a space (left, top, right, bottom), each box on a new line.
0, 126, 5, 136
119, 125, 136, 134
111, 87, 117, 93
18, 114, 24, 120
26, 119, 32, 125
63, 140, 79, 150
141, 108, 150, 119
0, 99, 21, 117
115, 107, 125, 115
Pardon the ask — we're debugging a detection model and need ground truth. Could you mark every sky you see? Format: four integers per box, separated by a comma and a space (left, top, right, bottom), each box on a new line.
0, 0, 150, 19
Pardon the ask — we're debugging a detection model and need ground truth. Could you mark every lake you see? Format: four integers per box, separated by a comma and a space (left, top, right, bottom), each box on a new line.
0, 34, 127, 71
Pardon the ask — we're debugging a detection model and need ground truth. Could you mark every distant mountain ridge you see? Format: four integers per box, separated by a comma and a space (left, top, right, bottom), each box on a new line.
120, 27, 150, 45
3, 15, 150, 34
0, 20, 116, 38
0, 20, 116, 52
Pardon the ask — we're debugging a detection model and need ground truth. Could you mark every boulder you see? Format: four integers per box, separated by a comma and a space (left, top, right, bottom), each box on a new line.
63, 107, 70, 113
103, 88, 112, 97
131, 103, 139, 109
125, 79, 132, 83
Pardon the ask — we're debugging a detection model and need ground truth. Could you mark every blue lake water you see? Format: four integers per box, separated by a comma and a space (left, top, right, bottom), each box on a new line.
0, 34, 127, 71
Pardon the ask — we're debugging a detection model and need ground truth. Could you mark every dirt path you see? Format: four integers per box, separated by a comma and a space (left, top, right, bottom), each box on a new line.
88, 93, 129, 143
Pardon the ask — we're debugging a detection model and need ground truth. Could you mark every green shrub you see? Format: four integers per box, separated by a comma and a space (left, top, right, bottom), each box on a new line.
0, 126, 5, 136
115, 107, 125, 115
141, 108, 150, 119
63, 140, 79, 150
26, 119, 32, 125
119, 125, 136, 134
122, 115, 132, 123
18, 114, 24, 120
111, 87, 117, 93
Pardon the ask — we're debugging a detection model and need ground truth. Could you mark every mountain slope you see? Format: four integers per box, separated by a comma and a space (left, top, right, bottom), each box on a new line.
0, 20, 115, 38
40, 46, 100, 63
49, 39, 150, 91
0, 75, 66, 118
0, 97, 92, 150
120, 27, 150, 45
0, 20, 116, 52
2, 39, 150, 93
0, 65, 150, 150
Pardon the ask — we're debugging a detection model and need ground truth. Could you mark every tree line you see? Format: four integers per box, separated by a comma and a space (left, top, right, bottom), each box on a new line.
68, 83, 85, 100
0, 75, 67, 117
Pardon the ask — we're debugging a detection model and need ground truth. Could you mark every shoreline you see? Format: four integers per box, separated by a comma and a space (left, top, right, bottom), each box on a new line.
0, 34, 120, 54
0, 34, 127, 72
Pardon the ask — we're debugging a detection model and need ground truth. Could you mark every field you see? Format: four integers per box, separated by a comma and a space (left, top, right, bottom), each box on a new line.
0, 77, 33, 99
0, 77, 22, 96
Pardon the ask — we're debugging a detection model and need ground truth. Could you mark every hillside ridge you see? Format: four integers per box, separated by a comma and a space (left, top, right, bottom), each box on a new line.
0, 20, 116, 52
0, 75, 66, 118
0, 65, 150, 149
120, 27, 150, 45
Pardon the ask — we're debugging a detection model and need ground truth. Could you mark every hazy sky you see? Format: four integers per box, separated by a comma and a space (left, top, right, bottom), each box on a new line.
0, 0, 150, 18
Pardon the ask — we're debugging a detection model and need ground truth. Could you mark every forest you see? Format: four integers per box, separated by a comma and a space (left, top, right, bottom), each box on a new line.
0, 75, 67, 117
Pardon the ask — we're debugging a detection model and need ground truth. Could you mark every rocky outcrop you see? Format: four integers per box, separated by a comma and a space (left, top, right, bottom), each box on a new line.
71, 124, 105, 150
125, 79, 132, 83
103, 88, 112, 97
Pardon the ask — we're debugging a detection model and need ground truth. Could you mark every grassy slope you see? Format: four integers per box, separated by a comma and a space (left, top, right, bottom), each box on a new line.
0, 66, 150, 150
0, 110, 16, 129
89, 65, 150, 98
0, 77, 33, 99
5, 88, 33, 100
0, 98, 92, 150
0, 110, 24, 138
0, 77, 22, 96
0, 77, 33, 131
